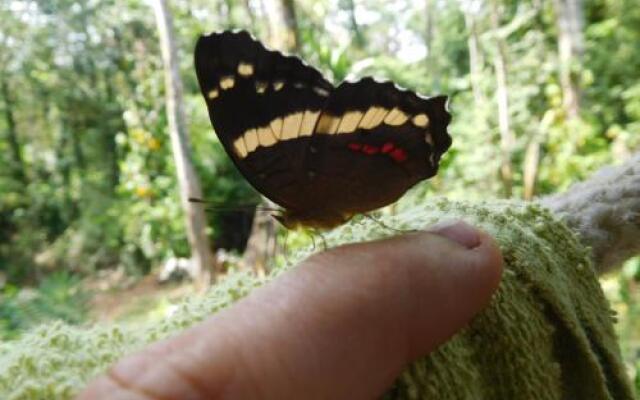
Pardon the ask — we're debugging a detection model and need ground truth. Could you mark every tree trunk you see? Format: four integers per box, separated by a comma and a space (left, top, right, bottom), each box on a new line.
343, 0, 365, 48
258, 0, 272, 42
1, 77, 27, 183
542, 151, 640, 273
489, 0, 515, 198
70, 123, 86, 171
242, 0, 257, 29
104, 79, 121, 192
152, 0, 214, 286
425, 0, 440, 91
242, 206, 278, 276
463, 10, 485, 105
264, 0, 300, 52
523, 110, 554, 200
553, 0, 583, 119
523, 138, 541, 200
55, 112, 77, 220
242, 0, 300, 273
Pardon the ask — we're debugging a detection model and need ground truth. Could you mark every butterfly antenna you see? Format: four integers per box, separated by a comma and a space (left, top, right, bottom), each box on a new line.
318, 231, 328, 250
362, 214, 412, 233
282, 229, 291, 264
189, 197, 279, 212
306, 229, 327, 251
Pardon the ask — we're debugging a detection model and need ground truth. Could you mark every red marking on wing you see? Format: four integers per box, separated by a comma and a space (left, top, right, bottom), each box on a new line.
348, 143, 362, 151
381, 142, 395, 154
390, 148, 408, 163
362, 144, 379, 155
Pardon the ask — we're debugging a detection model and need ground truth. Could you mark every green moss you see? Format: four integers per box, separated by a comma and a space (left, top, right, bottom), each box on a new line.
0, 200, 635, 399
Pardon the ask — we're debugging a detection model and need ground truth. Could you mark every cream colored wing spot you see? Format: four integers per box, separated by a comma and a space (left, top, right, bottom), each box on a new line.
281, 112, 304, 140
313, 87, 330, 97
425, 134, 434, 146
238, 62, 254, 77
337, 111, 363, 134
359, 108, 378, 129
359, 107, 388, 130
384, 108, 409, 126
257, 126, 277, 147
370, 108, 389, 128
233, 137, 248, 158
300, 110, 320, 136
316, 114, 340, 134
220, 76, 235, 90
412, 114, 429, 128
256, 81, 268, 94
244, 129, 258, 152
269, 117, 283, 139
207, 89, 219, 99
273, 81, 284, 91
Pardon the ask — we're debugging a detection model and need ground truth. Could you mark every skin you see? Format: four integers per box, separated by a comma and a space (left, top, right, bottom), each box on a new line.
78, 220, 503, 400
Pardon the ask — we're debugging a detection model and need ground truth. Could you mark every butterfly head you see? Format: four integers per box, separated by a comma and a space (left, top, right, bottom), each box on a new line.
273, 209, 353, 230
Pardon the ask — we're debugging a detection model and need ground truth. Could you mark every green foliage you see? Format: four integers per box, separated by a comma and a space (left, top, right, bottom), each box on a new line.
0, 0, 260, 282
0, 272, 88, 340
584, 0, 640, 140
0, 0, 638, 364
602, 257, 640, 394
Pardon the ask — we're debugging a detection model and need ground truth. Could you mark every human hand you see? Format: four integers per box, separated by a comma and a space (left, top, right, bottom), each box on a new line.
78, 221, 502, 400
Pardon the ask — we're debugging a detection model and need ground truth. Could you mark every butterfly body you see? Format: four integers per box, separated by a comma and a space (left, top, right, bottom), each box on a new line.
195, 30, 452, 229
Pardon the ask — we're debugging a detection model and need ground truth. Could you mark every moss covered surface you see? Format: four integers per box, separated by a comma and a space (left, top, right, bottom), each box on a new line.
0, 200, 634, 399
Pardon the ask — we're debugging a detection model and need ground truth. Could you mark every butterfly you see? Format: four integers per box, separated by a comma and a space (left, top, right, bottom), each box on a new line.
194, 30, 452, 229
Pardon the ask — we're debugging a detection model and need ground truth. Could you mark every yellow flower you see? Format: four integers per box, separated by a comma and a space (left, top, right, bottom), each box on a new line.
135, 186, 152, 198
147, 138, 161, 150
131, 128, 148, 144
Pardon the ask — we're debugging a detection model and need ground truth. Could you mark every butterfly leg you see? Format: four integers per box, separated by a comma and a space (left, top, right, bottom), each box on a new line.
280, 228, 291, 265
317, 231, 328, 250
309, 231, 317, 251
363, 213, 416, 234
305, 229, 328, 251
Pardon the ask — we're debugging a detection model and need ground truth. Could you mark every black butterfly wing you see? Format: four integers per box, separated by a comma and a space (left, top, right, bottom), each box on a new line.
194, 30, 333, 210
294, 78, 451, 216
195, 31, 451, 226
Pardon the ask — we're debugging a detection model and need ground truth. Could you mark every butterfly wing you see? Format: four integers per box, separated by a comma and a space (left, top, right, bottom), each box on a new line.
279, 78, 451, 220
195, 31, 451, 227
194, 30, 333, 209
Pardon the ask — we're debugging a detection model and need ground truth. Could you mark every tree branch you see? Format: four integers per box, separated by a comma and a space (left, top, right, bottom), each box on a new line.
542, 152, 640, 273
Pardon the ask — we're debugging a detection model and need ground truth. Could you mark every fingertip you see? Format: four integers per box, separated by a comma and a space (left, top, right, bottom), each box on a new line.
474, 229, 504, 291
429, 220, 503, 292
446, 225, 504, 306
402, 224, 503, 358
429, 220, 482, 249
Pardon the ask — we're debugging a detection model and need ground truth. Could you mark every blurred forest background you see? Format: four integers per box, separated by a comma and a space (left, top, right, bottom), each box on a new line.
1, 0, 639, 389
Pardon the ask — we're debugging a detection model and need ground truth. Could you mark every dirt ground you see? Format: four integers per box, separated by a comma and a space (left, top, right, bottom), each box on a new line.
85, 271, 195, 323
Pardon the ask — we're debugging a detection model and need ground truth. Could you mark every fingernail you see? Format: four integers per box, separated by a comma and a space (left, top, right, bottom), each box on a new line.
429, 220, 482, 249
